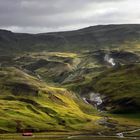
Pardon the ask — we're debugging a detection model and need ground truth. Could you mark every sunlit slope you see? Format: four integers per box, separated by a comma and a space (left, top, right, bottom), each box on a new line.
0, 67, 99, 133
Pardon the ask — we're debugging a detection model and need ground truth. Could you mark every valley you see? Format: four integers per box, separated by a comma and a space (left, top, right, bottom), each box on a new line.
0, 24, 140, 139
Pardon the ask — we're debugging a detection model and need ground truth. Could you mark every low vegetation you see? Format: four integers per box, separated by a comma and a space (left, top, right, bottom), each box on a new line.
0, 67, 100, 133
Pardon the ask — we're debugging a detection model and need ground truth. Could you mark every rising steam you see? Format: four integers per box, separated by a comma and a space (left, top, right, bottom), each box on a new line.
104, 54, 116, 66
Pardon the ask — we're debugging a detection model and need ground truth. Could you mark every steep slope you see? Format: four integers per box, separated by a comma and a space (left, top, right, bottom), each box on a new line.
73, 64, 140, 114
92, 64, 140, 114
0, 67, 99, 133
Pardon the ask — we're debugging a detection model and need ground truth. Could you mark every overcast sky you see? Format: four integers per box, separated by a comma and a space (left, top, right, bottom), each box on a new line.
0, 0, 140, 33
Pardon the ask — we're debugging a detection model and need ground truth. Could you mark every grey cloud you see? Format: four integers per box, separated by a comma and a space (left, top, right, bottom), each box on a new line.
0, 0, 139, 33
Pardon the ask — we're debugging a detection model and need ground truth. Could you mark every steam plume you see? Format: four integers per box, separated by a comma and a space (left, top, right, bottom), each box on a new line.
104, 54, 115, 66
90, 93, 102, 106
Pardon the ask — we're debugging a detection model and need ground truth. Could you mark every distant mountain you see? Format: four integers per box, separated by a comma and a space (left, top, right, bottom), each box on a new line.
0, 24, 140, 54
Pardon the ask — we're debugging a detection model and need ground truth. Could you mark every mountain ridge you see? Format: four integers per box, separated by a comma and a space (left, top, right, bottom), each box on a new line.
0, 24, 140, 55
1, 24, 140, 34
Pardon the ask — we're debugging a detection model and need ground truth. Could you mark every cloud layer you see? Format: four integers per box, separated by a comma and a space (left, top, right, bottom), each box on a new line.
0, 0, 140, 33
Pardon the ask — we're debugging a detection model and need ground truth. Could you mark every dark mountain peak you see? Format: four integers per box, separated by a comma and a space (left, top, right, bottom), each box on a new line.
0, 29, 13, 34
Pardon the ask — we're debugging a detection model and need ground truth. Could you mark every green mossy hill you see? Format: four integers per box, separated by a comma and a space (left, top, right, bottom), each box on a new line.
4, 50, 139, 86
90, 64, 140, 114
67, 64, 140, 114
0, 24, 140, 54
0, 67, 99, 133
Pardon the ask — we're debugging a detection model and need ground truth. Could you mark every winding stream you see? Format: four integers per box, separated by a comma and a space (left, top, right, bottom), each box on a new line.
67, 129, 140, 140
68, 125, 140, 140
81, 93, 140, 140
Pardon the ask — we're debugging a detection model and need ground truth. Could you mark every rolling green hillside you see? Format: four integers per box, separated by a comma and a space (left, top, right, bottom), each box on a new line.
70, 64, 140, 114
0, 67, 100, 133
91, 64, 140, 114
